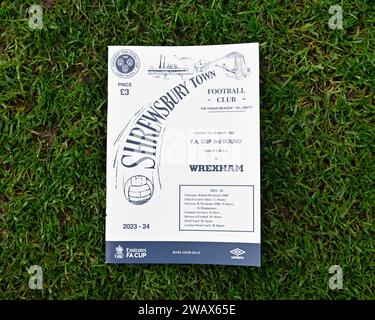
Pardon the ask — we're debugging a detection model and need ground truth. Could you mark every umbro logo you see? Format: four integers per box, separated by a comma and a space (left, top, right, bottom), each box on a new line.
230, 248, 245, 260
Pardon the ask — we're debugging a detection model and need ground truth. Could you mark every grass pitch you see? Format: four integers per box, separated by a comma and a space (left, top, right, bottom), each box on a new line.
0, 0, 374, 299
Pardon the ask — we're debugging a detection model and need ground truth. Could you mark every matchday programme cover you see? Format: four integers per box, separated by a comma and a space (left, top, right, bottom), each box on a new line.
106, 43, 260, 266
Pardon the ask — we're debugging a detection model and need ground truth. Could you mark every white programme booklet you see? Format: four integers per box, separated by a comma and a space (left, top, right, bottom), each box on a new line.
106, 43, 260, 266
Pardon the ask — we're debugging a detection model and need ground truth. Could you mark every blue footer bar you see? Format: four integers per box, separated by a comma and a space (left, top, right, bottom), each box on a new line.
106, 241, 260, 266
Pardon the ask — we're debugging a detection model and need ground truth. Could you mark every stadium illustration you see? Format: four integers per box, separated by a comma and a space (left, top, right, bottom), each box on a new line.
147, 51, 250, 79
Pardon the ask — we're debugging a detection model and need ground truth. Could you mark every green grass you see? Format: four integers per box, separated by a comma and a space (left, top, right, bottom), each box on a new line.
0, 0, 374, 299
